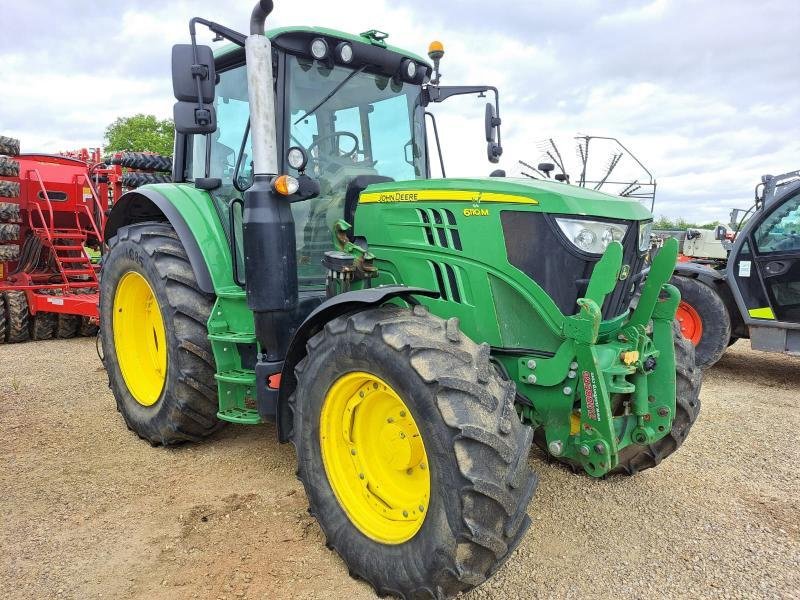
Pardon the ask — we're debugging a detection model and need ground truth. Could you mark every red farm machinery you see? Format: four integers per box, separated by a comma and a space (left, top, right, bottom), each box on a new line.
0, 135, 171, 343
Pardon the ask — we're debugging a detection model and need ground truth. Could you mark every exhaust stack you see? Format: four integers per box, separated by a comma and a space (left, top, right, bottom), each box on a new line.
241, 0, 298, 414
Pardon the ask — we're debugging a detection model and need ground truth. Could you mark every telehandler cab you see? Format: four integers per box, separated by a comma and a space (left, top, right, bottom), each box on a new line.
672, 169, 800, 367
100, 2, 701, 597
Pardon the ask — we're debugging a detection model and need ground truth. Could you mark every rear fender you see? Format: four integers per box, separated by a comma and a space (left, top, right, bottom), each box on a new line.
104, 184, 234, 294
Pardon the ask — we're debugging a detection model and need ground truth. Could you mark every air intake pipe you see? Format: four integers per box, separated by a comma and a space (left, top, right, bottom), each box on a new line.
242, 0, 297, 379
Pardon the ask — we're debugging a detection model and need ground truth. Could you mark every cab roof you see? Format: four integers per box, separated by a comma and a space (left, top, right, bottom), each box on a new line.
213, 26, 429, 65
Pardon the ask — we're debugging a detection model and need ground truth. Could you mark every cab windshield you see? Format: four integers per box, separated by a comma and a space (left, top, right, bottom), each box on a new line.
286, 55, 426, 283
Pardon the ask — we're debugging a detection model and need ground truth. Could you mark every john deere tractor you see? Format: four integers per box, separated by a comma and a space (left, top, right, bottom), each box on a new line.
100, 2, 700, 597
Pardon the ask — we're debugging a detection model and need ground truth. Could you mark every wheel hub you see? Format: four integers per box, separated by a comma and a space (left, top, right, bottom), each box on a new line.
676, 300, 703, 346
112, 271, 167, 406
320, 372, 430, 544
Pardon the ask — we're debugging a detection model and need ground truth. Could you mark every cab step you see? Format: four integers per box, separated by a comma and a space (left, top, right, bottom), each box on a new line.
216, 407, 261, 425
208, 331, 257, 344
214, 369, 257, 385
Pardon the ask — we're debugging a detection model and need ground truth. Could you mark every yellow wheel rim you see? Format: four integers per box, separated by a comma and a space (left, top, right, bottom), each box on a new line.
320, 372, 430, 544
112, 271, 167, 407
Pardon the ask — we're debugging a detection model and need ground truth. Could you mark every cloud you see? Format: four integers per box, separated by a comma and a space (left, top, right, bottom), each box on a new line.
0, 0, 797, 222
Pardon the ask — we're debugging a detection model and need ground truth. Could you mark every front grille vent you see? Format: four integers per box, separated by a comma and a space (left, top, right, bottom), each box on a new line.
427, 260, 463, 303
417, 209, 462, 251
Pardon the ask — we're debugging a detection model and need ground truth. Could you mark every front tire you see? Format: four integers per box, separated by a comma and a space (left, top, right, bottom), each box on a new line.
534, 321, 701, 476
611, 321, 701, 474
671, 275, 731, 368
100, 222, 224, 445
292, 305, 537, 599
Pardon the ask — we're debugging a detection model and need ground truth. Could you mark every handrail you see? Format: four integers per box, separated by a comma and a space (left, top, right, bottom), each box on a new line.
75, 173, 104, 241
28, 168, 55, 230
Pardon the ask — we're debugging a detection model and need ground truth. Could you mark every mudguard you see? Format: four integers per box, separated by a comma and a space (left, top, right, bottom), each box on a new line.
105, 185, 235, 294
674, 261, 726, 288
276, 286, 439, 441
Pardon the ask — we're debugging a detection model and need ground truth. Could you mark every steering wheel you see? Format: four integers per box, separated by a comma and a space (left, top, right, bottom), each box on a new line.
307, 132, 360, 167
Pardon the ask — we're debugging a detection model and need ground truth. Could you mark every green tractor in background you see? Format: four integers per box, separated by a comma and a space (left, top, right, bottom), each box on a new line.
100, 2, 701, 597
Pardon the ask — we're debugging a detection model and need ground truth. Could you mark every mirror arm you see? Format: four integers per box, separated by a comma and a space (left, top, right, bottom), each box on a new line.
424, 111, 446, 178
427, 84, 502, 158
190, 17, 246, 47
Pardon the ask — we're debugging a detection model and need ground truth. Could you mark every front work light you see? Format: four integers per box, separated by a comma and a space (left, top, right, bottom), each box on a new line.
310, 38, 329, 60
401, 58, 417, 81
336, 42, 354, 63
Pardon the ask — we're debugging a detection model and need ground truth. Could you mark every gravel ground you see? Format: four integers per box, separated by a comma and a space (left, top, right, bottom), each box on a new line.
1, 338, 798, 600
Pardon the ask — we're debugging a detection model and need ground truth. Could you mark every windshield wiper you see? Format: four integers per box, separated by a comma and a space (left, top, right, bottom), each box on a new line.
294, 65, 367, 125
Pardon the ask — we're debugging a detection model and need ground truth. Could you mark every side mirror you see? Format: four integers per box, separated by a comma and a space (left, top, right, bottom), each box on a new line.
538, 162, 555, 178
484, 102, 503, 164
714, 225, 728, 241
172, 44, 217, 134
729, 208, 742, 229
484, 103, 500, 142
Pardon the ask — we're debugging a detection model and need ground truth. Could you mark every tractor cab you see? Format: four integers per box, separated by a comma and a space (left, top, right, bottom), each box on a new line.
173, 27, 498, 288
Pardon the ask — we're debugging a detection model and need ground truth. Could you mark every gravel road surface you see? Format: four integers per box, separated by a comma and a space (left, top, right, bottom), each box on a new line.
1, 338, 798, 599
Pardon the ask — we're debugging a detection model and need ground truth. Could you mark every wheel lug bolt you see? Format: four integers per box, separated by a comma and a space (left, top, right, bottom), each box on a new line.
400, 411, 406, 417
350, 449, 356, 455
359, 473, 365, 480
373, 383, 379, 389
419, 505, 425, 512
399, 432, 406, 438
420, 463, 426, 470
387, 417, 394, 423
359, 391, 364, 398
406, 468, 413, 475
403, 511, 409, 517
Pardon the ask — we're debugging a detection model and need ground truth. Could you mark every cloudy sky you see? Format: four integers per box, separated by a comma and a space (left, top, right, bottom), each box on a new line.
1, 0, 797, 222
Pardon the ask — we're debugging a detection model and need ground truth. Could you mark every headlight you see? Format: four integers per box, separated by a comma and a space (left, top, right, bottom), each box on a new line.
555, 217, 628, 254
638, 221, 653, 251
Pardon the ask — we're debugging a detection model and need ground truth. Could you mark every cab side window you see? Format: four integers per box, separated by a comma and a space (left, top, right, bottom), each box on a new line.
754, 193, 800, 253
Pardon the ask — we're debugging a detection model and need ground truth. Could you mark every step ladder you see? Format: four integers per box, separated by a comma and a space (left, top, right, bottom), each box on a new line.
33, 227, 99, 288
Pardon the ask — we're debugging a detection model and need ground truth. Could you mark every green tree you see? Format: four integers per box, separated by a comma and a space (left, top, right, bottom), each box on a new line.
104, 114, 174, 155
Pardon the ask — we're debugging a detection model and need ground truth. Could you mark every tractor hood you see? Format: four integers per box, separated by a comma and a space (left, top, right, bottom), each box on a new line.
361, 177, 653, 221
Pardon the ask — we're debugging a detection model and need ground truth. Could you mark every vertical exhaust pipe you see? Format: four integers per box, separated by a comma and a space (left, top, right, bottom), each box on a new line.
242, 0, 297, 416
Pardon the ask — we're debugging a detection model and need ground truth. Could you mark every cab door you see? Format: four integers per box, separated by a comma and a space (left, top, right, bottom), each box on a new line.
749, 189, 800, 323
729, 186, 800, 355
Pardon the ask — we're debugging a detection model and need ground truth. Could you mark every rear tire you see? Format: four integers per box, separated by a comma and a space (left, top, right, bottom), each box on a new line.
56, 314, 81, 339
671, 275, 731, 368
0, 223, 19, 241
0, 245, 19, 261
0, 202, 20, 222
31, 311, 58, 340
100, 221, 225, 445
292, 305, 537, 599
0, 135, 20, 156
0, 181, 20, 198
0, 157, 19, 177
79, 317, 99, 337
4, 290, 30, 343
0, 293, 6, 343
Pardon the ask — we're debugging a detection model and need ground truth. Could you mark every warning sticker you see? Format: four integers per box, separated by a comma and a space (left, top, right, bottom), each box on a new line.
739, 260, 751, 277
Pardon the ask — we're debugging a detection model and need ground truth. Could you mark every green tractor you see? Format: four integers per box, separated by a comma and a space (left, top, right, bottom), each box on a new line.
100, 2, 701, 597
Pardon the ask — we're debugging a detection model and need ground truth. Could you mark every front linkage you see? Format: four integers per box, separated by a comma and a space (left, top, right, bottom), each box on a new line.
514, 238, 681, 476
